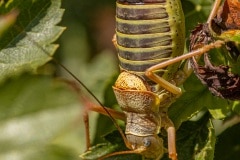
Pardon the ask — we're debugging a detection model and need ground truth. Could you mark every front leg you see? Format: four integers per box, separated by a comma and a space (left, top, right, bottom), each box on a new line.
145, 40, 224, 95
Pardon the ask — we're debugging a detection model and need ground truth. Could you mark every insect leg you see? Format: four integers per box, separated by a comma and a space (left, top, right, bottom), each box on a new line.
80, 92, 126, 150
57, 79, 126, 151
154, 104, 177, 160
167, 127, 177, 160
145, 0, 224, 93
145, 40, 225, 95
87, 104, 125, 121
83, 109, 90, 149
207, 0, 222, 24
145, 40, 224, 160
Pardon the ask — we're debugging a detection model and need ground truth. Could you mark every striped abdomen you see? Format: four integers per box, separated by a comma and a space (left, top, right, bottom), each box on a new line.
116, 0, 185, 80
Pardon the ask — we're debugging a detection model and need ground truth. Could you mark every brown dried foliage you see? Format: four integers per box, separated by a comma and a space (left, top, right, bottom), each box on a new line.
189, 0, 240, 100
214, 0, 240, 31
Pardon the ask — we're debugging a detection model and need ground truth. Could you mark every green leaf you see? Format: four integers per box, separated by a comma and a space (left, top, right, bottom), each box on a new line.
173, 114, 215, 160
232, 101, 240, 114
169, 73, 230, 129
0, 0, 65, 83
80, 143, 119, 160
169, 74, 206, 129
219, 30, 240, 42
80, 130, 142, 160
0, 74, 82, 160
0, 1, 88, 160
215, 123, 240, 160
0, 74, 77, 120
1, 0, 239, 160
194, 121, 215, 160
0, 1, 119, 160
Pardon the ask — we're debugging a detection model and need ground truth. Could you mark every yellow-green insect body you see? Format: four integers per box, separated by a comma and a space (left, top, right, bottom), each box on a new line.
112, 0, 185, 159
115, 0, 185, 81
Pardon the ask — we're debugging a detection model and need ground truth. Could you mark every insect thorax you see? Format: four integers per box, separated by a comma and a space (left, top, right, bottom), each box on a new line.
112, 72, 164, 159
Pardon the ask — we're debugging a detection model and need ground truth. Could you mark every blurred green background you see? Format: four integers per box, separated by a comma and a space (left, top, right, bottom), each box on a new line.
58, 1, 240, 159
1, 0, 240, 160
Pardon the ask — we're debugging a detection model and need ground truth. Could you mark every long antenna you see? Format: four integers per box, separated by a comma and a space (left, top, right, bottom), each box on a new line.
21, 27, 129, 148
25, 31, 115, 115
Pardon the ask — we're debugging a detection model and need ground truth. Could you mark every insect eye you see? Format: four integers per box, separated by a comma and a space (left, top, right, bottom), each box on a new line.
143, 138, 151, 147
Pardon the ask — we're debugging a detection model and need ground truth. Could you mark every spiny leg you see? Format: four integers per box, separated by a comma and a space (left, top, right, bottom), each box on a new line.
145, 40, 224, 95
145, 40, 224, 160
57, 79, 93, 150
79, 92, 145, 160
58, 79, 127, 151
81, 97, 148, 160
83, 105, 91, 149
160, 109, 177, 160
207, 0, 222, 24
80, 93, 127, 151
145, 0, 225, 90
80, 95, 96, 150
167, 127, 177, 160
88, 103, 126, 121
